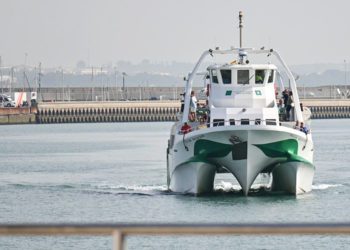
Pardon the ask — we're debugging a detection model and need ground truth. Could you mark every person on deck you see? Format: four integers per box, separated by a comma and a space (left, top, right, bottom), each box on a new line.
198, 117, 207, 129
286, 91, 294, 121
282, 89, 289, 107
180, 93, 185, 113
189, 91, 197, 121
299, 122, 309, 134
278, 99, 286, 121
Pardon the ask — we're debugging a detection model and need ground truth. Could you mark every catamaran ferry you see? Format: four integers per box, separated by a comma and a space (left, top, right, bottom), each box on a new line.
166, 12, 314, 196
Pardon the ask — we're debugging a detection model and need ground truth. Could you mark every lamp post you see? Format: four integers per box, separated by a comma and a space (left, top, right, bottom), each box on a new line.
114, 67, 118, 101
61, 68, 64, 101
345, 59, 348, 98
122, 72, 127, 100
0, 56, 3, 94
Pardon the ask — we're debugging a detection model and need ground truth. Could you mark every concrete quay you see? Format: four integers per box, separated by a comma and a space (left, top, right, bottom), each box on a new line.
301, 99, 350, 119
37, 101, 180, 123
0, 107, 37, 125
1, 99, 350, 124
36, 99, 350, 124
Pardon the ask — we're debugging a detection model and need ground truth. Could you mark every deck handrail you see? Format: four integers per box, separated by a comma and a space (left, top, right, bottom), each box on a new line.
179, 118, 284, 134
0, 223, 349, 250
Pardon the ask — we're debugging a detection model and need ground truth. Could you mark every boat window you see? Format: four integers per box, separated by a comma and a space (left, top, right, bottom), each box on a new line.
266, 119, 277, 125
237, 70, 250, 84
241, 119, 250, 125
268, 70, 274, 83
213, 119, 224, 127
211, 70, 218, 84
255, 70, 265, 84
221, 70, 231, 84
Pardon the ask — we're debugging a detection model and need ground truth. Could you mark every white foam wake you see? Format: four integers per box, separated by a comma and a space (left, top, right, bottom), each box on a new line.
214, 181, 242, 192
214, 181, 271, 192
93, 183, 168, 192
312, 184, 343, 190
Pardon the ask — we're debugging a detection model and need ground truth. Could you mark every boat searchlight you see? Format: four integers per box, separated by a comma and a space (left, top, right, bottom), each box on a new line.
238, 49, 249, 64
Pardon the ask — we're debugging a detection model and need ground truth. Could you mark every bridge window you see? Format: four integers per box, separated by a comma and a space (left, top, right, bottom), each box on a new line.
268, 70, 274, 83
255, 70, 265, 84
221, 70, 231, 84
241, 119, 250, 125
237, 70, 249, 85
211, 70, 218, 84
213, 119, 224, 127
266, 119, 277, 125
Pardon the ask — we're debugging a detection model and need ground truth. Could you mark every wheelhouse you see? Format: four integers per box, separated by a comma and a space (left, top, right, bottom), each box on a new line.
206, 64, 278, 127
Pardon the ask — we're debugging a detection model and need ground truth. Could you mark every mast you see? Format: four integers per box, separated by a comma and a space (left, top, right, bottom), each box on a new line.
239, 11, 243, 48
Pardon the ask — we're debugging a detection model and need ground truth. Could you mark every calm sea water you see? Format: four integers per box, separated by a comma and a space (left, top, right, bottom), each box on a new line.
0, 120, 349, 249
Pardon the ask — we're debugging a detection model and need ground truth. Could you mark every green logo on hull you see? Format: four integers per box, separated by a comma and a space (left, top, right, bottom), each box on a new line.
253, 139, 310, 164
193, 139, 247, 161
225, 90, 232, 96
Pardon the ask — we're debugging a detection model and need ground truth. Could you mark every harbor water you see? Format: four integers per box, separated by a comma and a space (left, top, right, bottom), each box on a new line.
0, 120, 349, 249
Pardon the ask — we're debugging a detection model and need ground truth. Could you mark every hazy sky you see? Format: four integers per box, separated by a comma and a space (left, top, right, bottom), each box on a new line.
0, 0, 349, 68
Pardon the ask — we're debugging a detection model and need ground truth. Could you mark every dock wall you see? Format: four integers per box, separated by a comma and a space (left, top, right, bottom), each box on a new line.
2, 99, 350, 124
0, 107, 37, 125
37, 102, 180, 124
36, 100, 350, 124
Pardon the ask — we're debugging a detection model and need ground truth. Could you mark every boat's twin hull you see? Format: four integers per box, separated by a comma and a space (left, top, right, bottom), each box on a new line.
168, 127, 314, 195
271, 162, 314, 194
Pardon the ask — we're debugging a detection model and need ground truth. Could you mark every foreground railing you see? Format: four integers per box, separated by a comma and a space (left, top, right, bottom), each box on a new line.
0, 223, 349, 250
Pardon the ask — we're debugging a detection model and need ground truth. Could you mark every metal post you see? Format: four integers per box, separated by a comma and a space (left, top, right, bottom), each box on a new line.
112, 230, 124, 250
344, 59, 347, 98
114, 68, 118, 101
0, 56, 3, 94
239, 11, 243, 48
122, 72, 127, 100
61, 68, 64, 101
38, 62, 42, 102
101, 67, 104, 101
10, 67, 14, 97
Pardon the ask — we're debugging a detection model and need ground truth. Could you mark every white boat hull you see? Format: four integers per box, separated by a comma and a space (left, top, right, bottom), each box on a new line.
167, 125, 314, 195
271, 162, 314, 194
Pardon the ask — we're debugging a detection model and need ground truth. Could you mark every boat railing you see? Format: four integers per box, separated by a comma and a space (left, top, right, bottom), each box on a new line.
182, 48, 304, 124
0, 223, 349, 250
179, 118, 279, 134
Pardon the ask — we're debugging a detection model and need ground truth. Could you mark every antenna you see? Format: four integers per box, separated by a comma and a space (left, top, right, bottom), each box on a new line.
239, 11, 243, 48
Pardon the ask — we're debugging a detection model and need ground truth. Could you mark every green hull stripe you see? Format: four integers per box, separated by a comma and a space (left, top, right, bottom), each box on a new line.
178, 138, 313, 169
253, 139, 313, 165
194, 139, 248, 160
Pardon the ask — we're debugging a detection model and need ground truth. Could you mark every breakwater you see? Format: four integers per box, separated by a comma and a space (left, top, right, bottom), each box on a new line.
303, 99, 350, 119
36, 99, 350, 124
1, 99, 350, 124
309, 106, 350, 119
37, 101, 180, 124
